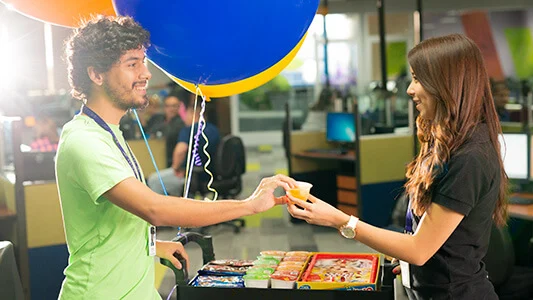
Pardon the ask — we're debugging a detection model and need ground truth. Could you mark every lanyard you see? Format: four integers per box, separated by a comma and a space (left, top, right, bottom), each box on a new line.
81, 105, 143, 181
405, 200, 413, 234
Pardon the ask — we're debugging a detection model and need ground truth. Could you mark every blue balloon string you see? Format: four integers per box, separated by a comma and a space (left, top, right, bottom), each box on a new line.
132, 109, 181, 235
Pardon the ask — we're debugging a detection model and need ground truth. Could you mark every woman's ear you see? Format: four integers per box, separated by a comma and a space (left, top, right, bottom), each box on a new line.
87, 66, 104, 86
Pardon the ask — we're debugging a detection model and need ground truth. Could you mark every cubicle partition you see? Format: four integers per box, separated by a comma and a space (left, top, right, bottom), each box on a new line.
358, 133, 414, 227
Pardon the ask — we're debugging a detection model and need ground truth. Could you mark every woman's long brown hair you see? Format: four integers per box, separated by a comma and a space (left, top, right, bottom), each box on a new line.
404, 34, 508, 226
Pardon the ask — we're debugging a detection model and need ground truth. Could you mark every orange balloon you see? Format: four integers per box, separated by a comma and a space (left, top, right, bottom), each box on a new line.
1, 0, 116, 27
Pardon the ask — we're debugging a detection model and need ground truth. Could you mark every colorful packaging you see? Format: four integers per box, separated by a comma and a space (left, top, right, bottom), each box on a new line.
191, 275, 245, 288
297, 253, 381, 291
199, 264, 250, 276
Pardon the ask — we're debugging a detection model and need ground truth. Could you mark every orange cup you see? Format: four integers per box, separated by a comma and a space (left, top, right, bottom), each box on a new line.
286, 181, 313, 201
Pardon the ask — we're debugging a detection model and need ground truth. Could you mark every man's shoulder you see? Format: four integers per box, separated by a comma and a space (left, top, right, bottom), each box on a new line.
59, 117, 114, 154
205, 122, 220, 136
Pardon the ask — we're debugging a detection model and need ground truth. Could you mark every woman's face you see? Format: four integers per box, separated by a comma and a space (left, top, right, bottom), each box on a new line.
407, 67, 437, 120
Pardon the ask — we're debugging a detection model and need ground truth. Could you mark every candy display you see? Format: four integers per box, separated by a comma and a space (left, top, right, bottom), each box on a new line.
187, 252, 380, 291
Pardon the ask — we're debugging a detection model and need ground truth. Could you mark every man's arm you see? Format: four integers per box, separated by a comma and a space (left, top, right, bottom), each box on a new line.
171, 142, 187, 171
104, 175, 294, 227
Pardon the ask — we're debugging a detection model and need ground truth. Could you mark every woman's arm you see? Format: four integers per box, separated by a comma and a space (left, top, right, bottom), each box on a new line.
287, 195, 464, 266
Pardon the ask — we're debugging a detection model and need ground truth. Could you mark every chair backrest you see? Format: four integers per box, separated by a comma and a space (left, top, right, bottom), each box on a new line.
214, 135, 246, 179
483, 223, 515, 288
0, 241, 24, 300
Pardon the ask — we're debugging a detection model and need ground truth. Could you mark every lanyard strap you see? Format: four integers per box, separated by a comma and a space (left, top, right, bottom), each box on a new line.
405, 200, 413, 234
81, 105, 142, 181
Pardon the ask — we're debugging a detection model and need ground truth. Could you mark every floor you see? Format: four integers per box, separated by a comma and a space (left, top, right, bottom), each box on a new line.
155, 145, 378, 299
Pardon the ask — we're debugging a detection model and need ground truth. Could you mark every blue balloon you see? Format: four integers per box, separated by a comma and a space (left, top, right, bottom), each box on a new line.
113, 0, 319, 85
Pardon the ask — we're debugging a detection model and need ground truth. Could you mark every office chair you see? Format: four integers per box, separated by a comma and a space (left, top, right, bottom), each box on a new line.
483, 223, 533, 299
189, 135, 246, 233
0, 241, 24, 300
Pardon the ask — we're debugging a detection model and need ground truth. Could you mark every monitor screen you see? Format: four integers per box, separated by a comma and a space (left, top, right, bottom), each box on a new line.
499, 133, 528, 179
326, 112, 356, 143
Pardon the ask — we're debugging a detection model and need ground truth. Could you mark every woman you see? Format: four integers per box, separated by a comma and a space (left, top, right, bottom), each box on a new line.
286, 34, 507, 300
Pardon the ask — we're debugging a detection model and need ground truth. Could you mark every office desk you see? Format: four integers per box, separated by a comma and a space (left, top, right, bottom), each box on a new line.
508, 193, 533, 221
293, 150, 356, 162
508, 204, 533, 221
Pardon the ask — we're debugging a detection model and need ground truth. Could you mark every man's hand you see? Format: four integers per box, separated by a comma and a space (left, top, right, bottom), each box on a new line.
156, 240, 189, 271
247, 174, 296, 214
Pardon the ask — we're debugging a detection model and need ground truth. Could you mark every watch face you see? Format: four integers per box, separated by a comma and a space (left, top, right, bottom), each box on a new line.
341, 227, 355, 239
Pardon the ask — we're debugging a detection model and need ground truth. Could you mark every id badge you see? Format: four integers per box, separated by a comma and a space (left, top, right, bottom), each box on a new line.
400, 260, 411, 288
148, 225, 156, 256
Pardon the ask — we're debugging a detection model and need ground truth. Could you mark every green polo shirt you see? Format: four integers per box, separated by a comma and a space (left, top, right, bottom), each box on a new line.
56, 114, 160, 299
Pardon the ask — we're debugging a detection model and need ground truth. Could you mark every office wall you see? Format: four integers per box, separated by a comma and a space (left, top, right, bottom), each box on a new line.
423, 9, 533, 80
328, 0, 533, 14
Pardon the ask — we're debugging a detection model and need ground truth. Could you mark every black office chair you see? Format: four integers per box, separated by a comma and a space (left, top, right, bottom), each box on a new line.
190, 135, 246, 233
483, 223, 533, 299
0, 241, 24, 300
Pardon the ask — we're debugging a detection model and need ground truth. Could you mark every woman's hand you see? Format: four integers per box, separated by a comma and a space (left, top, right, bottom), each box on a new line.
156, 240, 190, 271
247, 174, 297, 214
286, 194, 350, 228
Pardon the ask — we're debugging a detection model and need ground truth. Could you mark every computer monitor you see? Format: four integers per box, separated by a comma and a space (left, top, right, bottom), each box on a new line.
499, 133, 528, 180
326, 112, 356, 143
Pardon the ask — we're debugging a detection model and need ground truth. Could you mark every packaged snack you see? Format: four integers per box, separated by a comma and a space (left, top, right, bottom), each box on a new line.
278, 261, 305, 267
199, 264, 250, 276
285, 251, 310, 257
209, 259, 255, 267
253, 257, 280, 266
191, 275, 245, 288
246, 266, 276, 275
271, 271, 299, 281
260, 250, 286, 258
270, 271, 298, 289
243, 273, 270, 288
282, 255, 308, 262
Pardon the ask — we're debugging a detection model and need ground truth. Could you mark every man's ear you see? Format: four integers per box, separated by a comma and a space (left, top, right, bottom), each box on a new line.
87, 66, 104, 86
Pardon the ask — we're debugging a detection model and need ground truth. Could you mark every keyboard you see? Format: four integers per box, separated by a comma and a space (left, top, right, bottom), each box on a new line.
305, 148, 347, 155
509, 195, 533, 205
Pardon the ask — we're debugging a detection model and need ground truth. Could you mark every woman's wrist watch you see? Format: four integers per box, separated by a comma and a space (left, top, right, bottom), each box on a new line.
339, 215, 359, 239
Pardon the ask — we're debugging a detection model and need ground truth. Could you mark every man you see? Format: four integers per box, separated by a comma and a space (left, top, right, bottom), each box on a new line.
57, 15, 294, 299
147, 89, 220, 196
143, 89, 186, 167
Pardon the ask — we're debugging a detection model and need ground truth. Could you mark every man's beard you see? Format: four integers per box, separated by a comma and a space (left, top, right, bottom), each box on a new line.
103, 82, 149, 111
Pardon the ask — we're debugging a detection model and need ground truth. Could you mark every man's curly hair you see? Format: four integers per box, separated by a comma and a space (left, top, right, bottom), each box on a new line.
65, 15, 150, 101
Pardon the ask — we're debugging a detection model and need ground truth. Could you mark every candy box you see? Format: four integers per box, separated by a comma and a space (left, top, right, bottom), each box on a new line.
296, 253, 381, 291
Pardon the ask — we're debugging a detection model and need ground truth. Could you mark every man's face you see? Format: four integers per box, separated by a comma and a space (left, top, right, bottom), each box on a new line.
103, 48, 152, 111
163, 96, 180, 120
